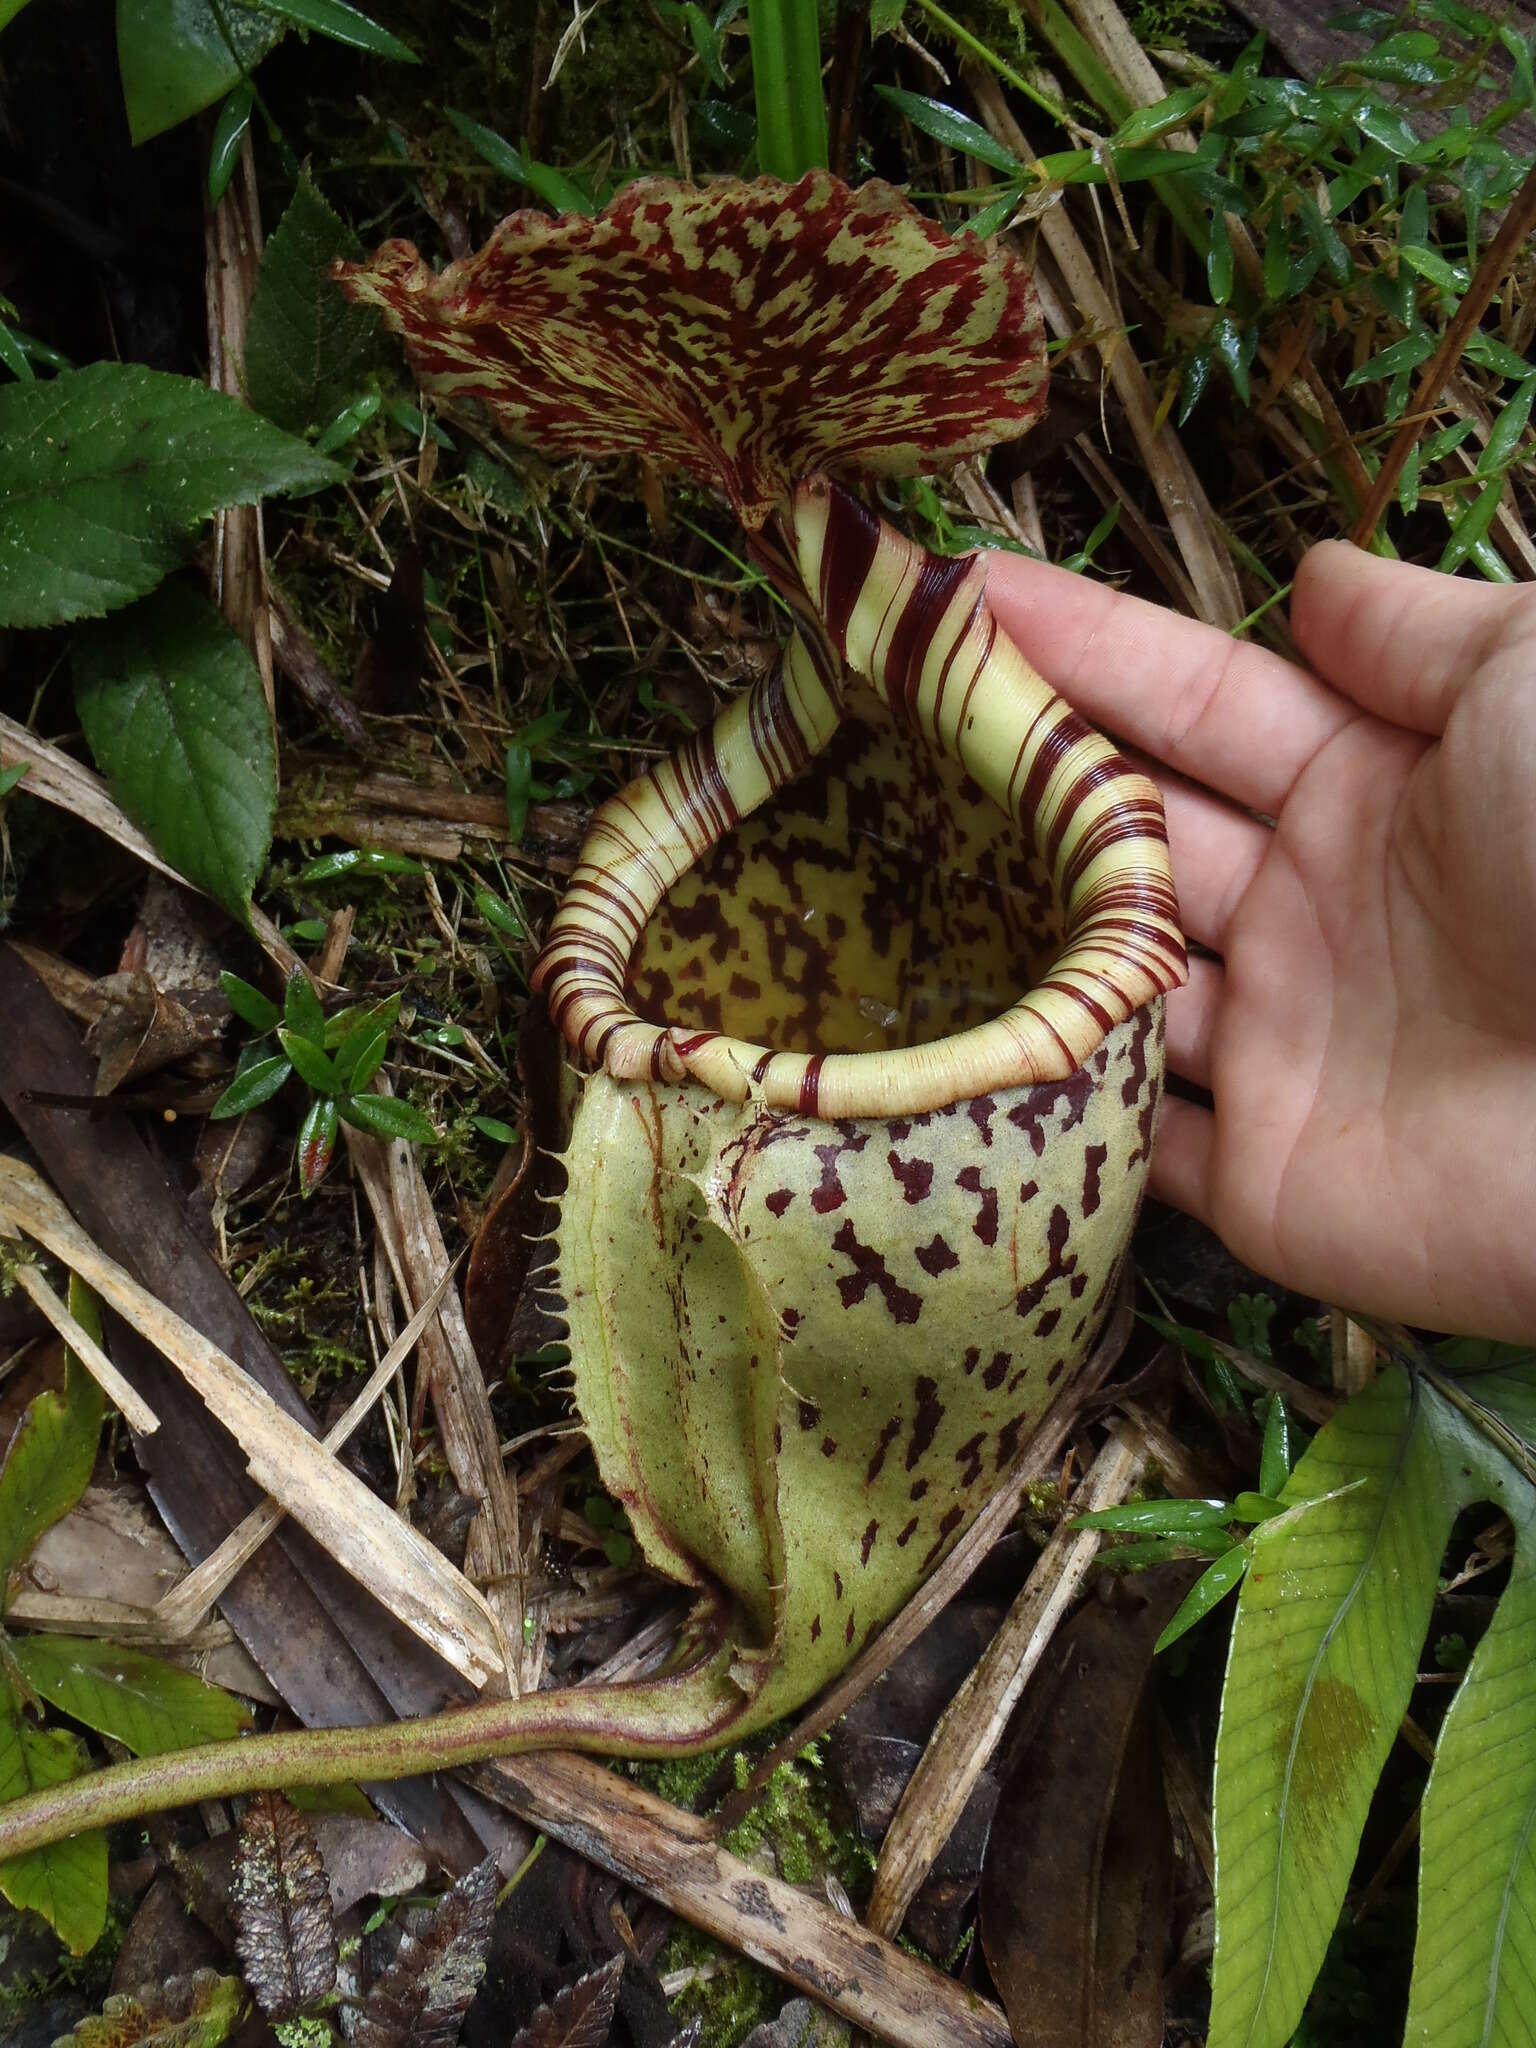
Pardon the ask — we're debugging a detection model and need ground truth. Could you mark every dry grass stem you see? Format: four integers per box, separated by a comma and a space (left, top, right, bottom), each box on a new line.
150, 1261, 457, 1640
5, 1259, 161, 1434
864, 1423, 1148, 1938
0, 1156, 504, 1686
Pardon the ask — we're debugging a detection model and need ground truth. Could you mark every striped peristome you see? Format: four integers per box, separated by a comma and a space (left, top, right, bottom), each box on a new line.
534, 476, 1184, 1117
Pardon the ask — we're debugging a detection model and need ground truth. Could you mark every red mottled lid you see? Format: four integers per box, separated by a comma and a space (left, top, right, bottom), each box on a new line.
336, 170, 1047, 526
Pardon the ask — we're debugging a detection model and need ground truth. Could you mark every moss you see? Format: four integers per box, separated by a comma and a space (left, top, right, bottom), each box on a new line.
659, 1926, 775, 2048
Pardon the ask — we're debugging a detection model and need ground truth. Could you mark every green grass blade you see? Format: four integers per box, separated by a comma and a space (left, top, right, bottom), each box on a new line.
1406, 1503, 1536, 2047
747, 0, 827, 179
1209, 1367, 1456, 2048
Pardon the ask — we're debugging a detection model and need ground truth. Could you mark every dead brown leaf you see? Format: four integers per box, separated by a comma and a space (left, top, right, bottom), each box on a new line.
978, 1576, 1188, 2048
231, 1790, 338, 2022
351, 1857, 497, 2048
508, 1952, 624, 2048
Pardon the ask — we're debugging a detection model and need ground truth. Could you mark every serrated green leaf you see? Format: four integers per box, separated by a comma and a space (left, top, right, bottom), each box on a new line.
115, 0, 286, 146
0, 1669, 104, 1953
73, 584, 276, 919
1406, 1496, 1536, 2047
873, 85, 1022, 174
246, 175, 380, 432
10, 1636, 252, 1756
1209, 1368, 1457, 2048
253, 0, 416, 60
55, 1969, 245, 2047
337, 1092, 437, 1144
211, 1053, 292, 1118
0, 1304, 104, 1599
0, 363, 335, 628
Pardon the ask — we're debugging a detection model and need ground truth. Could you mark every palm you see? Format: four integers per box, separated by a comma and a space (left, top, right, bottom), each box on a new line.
988, 542, 1536, 1340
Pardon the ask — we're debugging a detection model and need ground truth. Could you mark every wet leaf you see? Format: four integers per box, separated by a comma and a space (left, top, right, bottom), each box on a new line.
73, 584, 277, 919
247, 175, 381, 433
116, 0, 284, 144
231, 1791, 337, 2021
508, 1953, 624, 2048
979, 1580, 1180, 2047
211, 1052, 292, 1119
8, 1636, 252, 1755
351, 1856, 496, 2048
298, 1095, 339, 1194
0, 364, 335, 627
52, 1968, 246, 2046
256, 0, 417, 61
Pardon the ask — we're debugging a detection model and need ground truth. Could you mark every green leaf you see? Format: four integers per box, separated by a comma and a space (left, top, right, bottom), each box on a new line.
296, 846, 424, 881
442, 109, 598, 216
1476, 370, 1536, 475
1438, 478, 1504, 574
337, 1092, 437, 1144
281, 969, 326, 1047
0, 0, 38, 27
251, 0, 417, 60
115, 0, 286, 145
1155, 1543, 1250, 1654
1345, 329, 1437, 385
1209, 1368, 1456, 2048
874, 85, 1022, 174
9, 1637, 252, 1756
334, 1018, 387, 1090
211, 1052, 291, 1118
208, 84, 256, 205
246, 175, 380, 433
1207, 209, 1235, 306
474, 887, 522, 938
73, 584, 276, 919
1400, 244, 1470, 296
1110, 85, 1208, 147
0, 1670, 105, 1953
324, 991, 400, 1050
0, 313, 33, 382
1406, 1496, 1536, 2046
473, 1115, 517, 1144
748, 0, 828, 179
1259, 1395, 1298, 1498
277, 1026, 343, 1093
0, 362, 336, 628
1075, 1498, 1232, 1536
220, 971, 279, 1034
0, 761, 29, 800
1463, 330, 1536, 381
0, 1290, 105, 1599
505, 743, 533, 844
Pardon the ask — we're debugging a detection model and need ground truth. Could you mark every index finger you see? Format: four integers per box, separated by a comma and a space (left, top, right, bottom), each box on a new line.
984, 551, 1354, 815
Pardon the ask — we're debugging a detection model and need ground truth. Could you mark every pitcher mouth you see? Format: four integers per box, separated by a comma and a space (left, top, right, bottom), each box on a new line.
533, 484, 1185, 1120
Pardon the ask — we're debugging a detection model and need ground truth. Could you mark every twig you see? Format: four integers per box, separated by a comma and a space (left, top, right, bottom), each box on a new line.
471, 1751, 1014, 2048
864, 1423, 1146, 1937
4, 1259, 160, 1435
1351, 158, 1536, 549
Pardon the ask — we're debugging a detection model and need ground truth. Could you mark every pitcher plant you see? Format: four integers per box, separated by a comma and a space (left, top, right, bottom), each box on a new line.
0, 173, 1184, 1860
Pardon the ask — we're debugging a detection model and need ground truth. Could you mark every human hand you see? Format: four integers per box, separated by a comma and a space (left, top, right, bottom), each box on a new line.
986, 540, 1536, 1342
